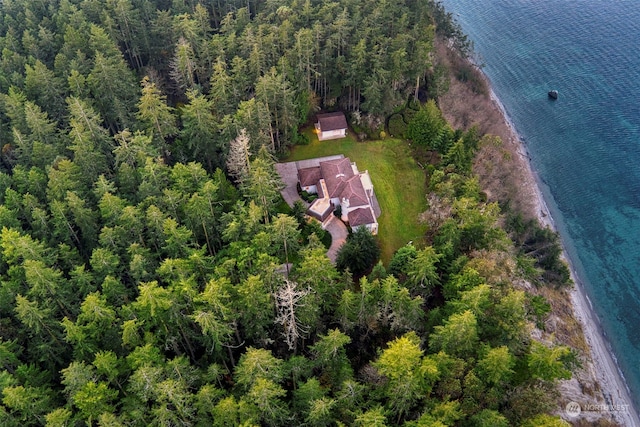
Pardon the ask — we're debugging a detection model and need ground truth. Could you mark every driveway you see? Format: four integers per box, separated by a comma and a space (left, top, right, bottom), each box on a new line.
275, 162, 303, 208
324, 215, 348, 264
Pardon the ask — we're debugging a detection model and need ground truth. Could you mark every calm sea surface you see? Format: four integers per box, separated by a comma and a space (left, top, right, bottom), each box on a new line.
440, 0, 640, 411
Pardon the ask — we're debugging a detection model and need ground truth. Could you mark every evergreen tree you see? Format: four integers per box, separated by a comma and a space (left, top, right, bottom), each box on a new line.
406, 100, 453, 153
241, 145, 284, 224
137, 76, 177, 152
177, 89, 221, 170
336, 227, 380, 278
0, 1, 585, 424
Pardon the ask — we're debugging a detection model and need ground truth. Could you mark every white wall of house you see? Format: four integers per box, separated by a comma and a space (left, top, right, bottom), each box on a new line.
352, 222, 379, 235
319, 129, 346, 141
343, 204, 359, 217
302, 184, 318, 194
340, 197, 350, 222
360, 171, 373, 192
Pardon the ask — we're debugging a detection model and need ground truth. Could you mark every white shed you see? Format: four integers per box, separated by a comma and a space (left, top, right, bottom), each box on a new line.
315, 112, 348, 141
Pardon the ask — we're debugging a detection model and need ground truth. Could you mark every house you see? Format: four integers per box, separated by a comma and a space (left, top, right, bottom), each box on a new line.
298, 156, 379, 234
298, 166, 322, 194
315, 112, 348, 141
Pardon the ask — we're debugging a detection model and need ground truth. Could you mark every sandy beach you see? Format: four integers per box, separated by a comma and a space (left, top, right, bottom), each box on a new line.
437, 42, 640, 426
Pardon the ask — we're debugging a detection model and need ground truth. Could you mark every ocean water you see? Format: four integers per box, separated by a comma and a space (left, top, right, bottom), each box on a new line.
440, 0, 640, 412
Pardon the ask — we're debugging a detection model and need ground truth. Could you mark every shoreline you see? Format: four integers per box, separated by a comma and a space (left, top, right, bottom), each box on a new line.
491, 88, 640, 425
483, 87, 640, 427
437, 46, 639, 425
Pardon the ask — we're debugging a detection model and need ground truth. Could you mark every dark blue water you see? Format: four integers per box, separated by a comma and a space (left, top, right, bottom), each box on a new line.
441, 0, 640, 412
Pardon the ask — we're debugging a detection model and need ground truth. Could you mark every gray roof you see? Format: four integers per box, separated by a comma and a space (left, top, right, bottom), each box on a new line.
295, 155, 344, 170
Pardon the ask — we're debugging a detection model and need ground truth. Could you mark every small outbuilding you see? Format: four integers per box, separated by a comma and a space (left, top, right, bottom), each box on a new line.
315, 112, 348, 141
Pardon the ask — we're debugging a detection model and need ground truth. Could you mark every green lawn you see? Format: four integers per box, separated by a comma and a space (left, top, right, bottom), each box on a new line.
286, 130, 428, 264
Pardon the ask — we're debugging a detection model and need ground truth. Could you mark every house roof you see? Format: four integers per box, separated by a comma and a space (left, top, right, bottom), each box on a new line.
320, 158, 355, 198
295, 155, 344, 170
318, 158, 369, 207
341, 176, 369, 207
308, 197, 332, 221
298, 166, 322, 187
316, 179, 325, 198
317, 112, 348, 132
348, 207, 376, 227
296, 157, 373, 221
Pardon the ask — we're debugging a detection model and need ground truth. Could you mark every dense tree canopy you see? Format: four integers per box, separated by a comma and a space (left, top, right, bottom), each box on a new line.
0, 0, 575, 425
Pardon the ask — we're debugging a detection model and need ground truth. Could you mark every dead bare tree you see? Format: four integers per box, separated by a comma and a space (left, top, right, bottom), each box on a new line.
274, 280, 310, 351
226, 128, 251, 184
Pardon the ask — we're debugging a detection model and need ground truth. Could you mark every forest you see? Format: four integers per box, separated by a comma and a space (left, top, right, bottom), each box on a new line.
0, 0, 576, 426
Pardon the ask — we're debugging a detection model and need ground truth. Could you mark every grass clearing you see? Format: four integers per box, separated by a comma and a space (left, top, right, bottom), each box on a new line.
286, 130, 428, 264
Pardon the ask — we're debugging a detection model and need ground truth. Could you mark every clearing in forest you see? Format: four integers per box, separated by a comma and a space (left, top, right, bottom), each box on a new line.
286, 132, 427, 263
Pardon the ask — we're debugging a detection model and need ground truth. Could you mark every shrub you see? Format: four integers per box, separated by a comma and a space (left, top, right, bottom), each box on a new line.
300, 191, 317, 203
452, 59, 487, 95
302, 219, 331, 249
294, 132, 310, 145
388, 113, 407, 138
528, 295, 551, 329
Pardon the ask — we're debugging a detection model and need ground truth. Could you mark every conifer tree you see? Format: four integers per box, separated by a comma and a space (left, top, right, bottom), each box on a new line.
137, 76, 177, 151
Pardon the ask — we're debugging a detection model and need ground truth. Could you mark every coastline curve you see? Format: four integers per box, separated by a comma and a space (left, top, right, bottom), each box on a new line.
437, 43, 640, 424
